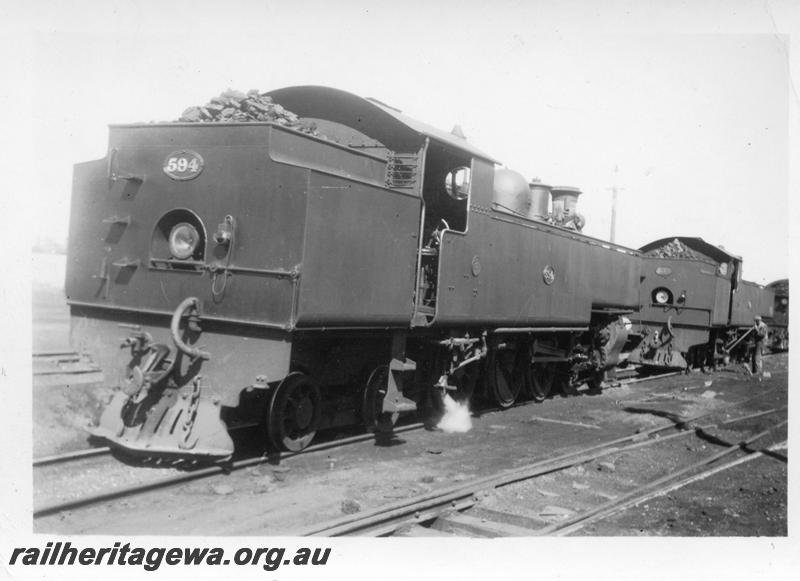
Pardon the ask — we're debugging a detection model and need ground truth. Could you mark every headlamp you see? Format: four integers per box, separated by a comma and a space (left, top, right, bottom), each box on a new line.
168, 222, 200, 259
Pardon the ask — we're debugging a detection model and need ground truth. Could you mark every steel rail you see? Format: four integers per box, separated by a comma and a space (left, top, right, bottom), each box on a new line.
297, 396, 785, 537
546, 420, 788, 536
34, 368, 102, 377
367, 424, 789, 538
310, 425, 715, 537
718, 406, 787, 426
32, 421, 425, 519
32, 368, 779, 519
615, 370, 683, 386
30, 367, 685, 470
614, 351, 782, 387
33, 447, 111, 467
624, 440, 787, 505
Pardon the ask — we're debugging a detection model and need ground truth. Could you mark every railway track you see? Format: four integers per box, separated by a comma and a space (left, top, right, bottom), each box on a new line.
32, 368, 682, 476
30, 366, 687, 469
296, 402, 786, 537
33, 421, 426, 519
542, 424, 787, 537
32, 367, 780, 524
33, 446, 111, 467
33, 350, 101, 377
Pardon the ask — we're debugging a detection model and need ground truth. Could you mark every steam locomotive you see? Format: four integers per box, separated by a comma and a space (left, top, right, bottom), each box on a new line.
66, 86, 786, 460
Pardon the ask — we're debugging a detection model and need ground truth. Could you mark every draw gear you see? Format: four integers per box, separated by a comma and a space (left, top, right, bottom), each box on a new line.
89, 297, 234, 460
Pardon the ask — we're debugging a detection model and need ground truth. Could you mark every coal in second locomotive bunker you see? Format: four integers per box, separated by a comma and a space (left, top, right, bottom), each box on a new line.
66, 86, 786, 460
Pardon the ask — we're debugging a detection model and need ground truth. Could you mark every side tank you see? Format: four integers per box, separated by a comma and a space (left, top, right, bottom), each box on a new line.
433, 161, 641, 327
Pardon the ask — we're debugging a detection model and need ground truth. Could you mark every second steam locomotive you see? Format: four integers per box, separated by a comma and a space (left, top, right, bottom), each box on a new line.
66, 86, 786, 459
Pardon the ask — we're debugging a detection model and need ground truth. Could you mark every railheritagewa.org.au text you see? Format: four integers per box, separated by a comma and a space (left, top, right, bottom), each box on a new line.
8, 541, 331, 572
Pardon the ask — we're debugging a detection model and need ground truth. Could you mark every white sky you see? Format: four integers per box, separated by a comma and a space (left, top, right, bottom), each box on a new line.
2, 0, 800, 578
3, 0, 795, 283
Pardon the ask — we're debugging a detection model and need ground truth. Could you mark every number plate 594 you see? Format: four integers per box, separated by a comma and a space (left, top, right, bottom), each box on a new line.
163, 150, 204, 180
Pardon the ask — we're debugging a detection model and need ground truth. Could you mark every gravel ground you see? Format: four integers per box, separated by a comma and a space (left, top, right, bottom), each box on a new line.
34, 355, 787, 536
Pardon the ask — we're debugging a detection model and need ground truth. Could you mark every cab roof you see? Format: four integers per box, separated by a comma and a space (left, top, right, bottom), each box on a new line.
266, 85, 500, 163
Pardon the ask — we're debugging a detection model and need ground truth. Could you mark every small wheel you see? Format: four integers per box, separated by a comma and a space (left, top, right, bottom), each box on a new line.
267, 372, 321, 452
530, 363, 556, 401
362, 365, 399, 433
486, 349, 519, 408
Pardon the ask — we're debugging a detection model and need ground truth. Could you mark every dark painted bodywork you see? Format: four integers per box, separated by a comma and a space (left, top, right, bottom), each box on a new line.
67, 120, 421, 403
729, 280, 774, 327
766, 279, 788, 329
68, 87, 642, 406
436, 186, 640, 326
634, 237, 776, 355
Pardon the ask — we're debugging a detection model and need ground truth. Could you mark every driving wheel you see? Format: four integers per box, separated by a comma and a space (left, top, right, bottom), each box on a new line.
530, 362, 556, 402
486, 349, 519, 408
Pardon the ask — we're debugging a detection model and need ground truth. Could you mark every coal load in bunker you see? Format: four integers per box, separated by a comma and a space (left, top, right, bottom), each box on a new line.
66, 86, 785, 460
